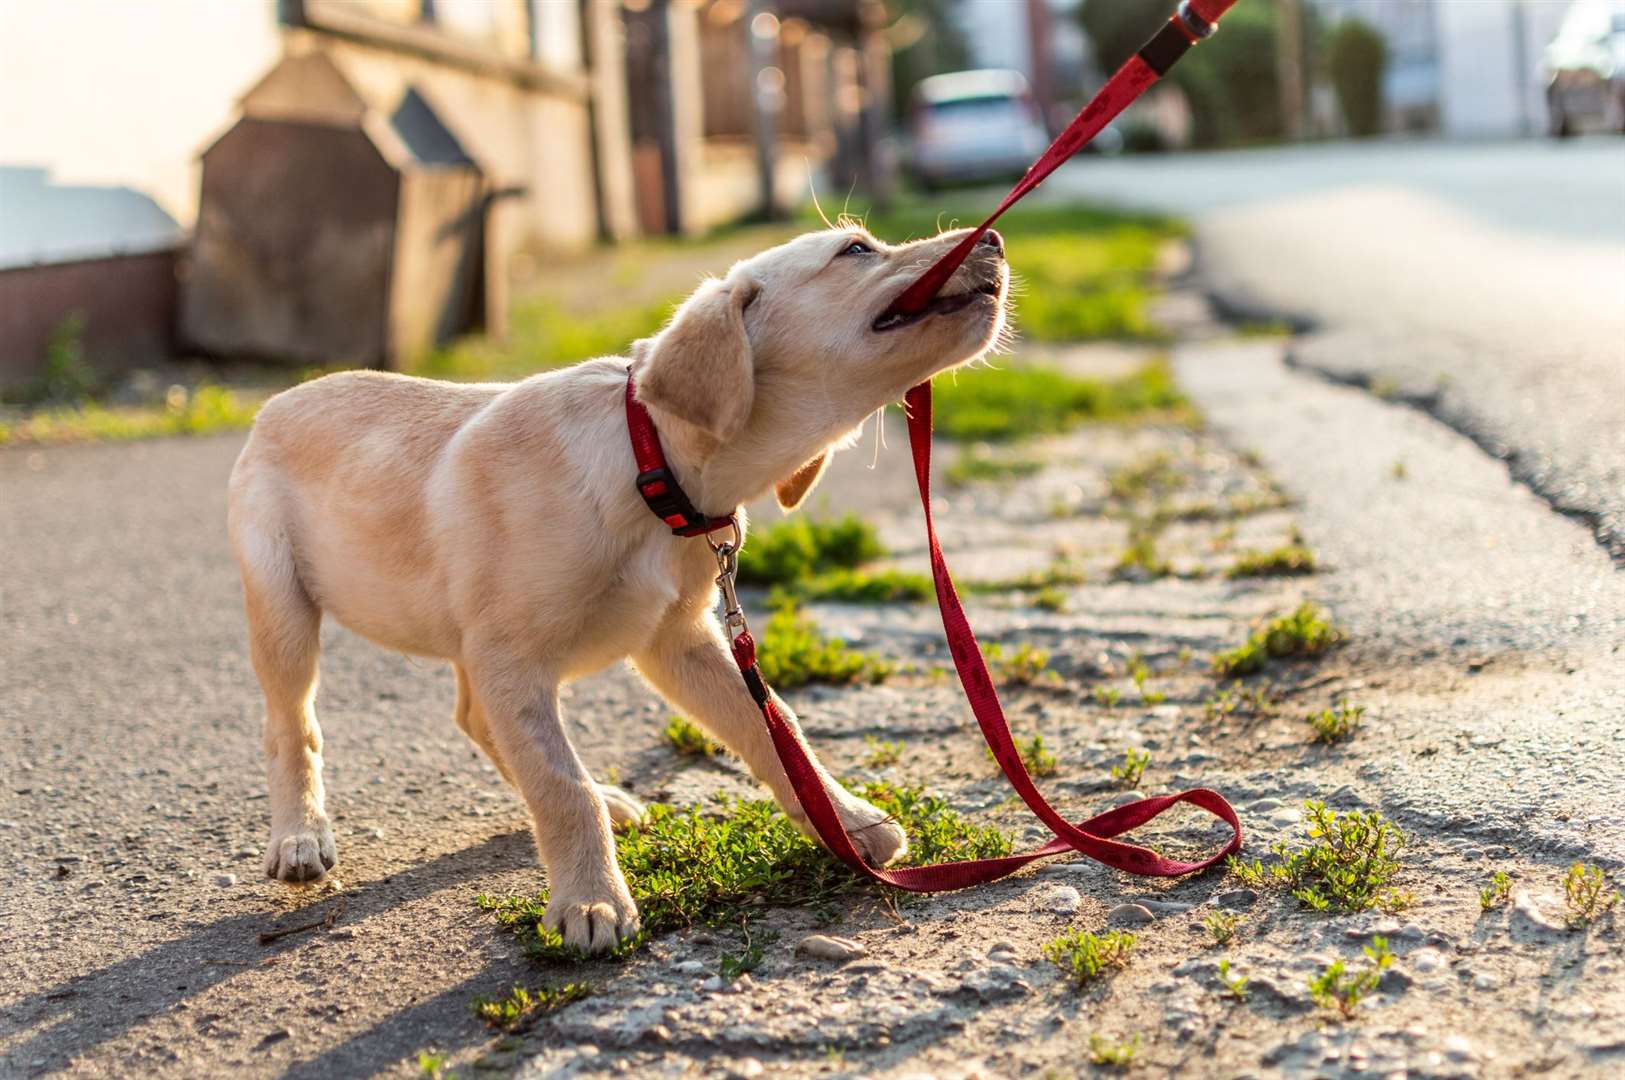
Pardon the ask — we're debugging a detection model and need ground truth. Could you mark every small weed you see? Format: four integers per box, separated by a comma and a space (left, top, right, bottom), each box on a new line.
1309, 937, 1393, 1019
1391, 460, 1407, 481
1088, 1033, 1142, 1068
756, 602, 893, 689
1110, 748, 1150, 790
1033, 586, 1068, 613
1479, 870, 1513, 911
1216, 958, 1250, 999
1093, 684, 1122, 708
1109, 451, 1187, 502
737, 515, 885, 587
961, 562, 1086, 595
1128, 655, 1165, 704
1307, 700, 1365, 744
471, 983, 592, 1030
946, 446, 1045, 487
1043, 929, 1137, 987
1227, 544, 1317, 579
1113, 520, 1171, 580
417, 1051, 456, 1079
1226, 855, 1268, 889
863, 735, 904, 768
1205, 911, 1242, 946
1212, 602, 1345, 679
1563, 863, 1620, 927
771, 568, 933, 606
665, 715, 723, 757
1269, 802, 1411, 914
983, 642, 1054, 686
988, 732, 1058, 778
719, 924, 777, 980
1204, 685, 1279, 722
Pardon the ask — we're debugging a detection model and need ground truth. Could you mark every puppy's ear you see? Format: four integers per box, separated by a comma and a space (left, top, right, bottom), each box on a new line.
636, 278, 758, 441
775, 448, 831, 512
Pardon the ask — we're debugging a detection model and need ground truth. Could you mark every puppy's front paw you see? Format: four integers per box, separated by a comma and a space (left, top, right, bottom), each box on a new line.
545, 876, 641, 954
264, 820, 337, 883
785, 793, 910, 867
596, 783, 648, 830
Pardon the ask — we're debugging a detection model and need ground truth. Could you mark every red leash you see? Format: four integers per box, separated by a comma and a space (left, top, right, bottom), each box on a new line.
631, 0, 1244, 888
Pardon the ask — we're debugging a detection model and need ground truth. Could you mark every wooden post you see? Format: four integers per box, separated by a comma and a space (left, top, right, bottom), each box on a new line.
747, 0, 782, 220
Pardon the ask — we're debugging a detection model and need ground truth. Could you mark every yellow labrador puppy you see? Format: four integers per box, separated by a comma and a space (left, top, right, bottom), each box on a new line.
228, 225, 1008, 951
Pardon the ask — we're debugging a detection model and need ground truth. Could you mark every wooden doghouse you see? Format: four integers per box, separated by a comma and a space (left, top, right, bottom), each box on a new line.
182, 52, 485, 368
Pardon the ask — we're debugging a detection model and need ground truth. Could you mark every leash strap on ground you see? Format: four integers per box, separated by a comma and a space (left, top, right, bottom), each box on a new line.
719, 0, 1243, 889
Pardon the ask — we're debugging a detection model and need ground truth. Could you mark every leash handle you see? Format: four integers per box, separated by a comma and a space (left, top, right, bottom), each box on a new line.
883, 0, 1240, 320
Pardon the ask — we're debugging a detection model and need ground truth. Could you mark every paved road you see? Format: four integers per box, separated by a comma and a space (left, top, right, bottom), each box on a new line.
1051, 139, 1625, 559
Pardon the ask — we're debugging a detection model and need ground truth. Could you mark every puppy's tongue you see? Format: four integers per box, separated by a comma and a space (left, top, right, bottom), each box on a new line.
879, 0, 1238, 325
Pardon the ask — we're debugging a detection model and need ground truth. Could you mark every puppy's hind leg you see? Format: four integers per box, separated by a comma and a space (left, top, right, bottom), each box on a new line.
236, 525, 337, 883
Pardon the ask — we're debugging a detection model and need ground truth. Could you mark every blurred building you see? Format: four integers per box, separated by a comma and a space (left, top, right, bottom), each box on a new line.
1312, 0, 1569, 137
0, 0, 892, 384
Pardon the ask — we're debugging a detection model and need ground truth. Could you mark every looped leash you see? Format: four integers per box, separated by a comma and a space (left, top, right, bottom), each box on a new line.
628, 0, 1244, 890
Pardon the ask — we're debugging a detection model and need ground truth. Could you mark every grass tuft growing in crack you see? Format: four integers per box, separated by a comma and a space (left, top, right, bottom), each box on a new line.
1043, 929, 1137, 987
983, 642, 1055, 686
1216, 958, 1250, 1000
1227, 543, 1317, 579
1227, 801, 1411, 914
755, 602, 893, 688
471, 983, 593, 1031
862, 735, 903, 768
1309, 937, 1393, 1020
1307, 700, 1365, 744
1087, 1033, 1142, 1068
1205, 911, 1242, 946
987, 732, 1058, 778
1563, 863, 1620, 928
1479, 870, 1513, 912
664, 715, 723, 757
933, 359, 1190, 443
479, 784, 1012, 965
946, 446, 1044, 487
1212, 602, 1345, 679
1110, 748, 1151, 790
770, 568, 932, 606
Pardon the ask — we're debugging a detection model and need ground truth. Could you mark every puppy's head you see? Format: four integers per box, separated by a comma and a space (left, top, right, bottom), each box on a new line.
634, 225, 1008, 511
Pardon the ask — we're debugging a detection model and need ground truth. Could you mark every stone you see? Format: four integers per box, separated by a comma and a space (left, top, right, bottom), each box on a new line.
1442, 1035, 1476, 1062
1133, 898, 1193, 916
1217, 888, 1258, 910
1510, 890, 1568, 935
1044, 885, 1082, 915
725, 1057, 765, 1078
214, 873, 237, 887
673, 960, 706, 976
796, 934, 866, 962
1107, 903, 1155, 927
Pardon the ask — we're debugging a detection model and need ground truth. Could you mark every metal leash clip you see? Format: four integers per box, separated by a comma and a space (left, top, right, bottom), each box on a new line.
706, 517, 748, 639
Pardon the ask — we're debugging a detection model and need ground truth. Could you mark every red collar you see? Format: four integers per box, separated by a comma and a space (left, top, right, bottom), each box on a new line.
625, 370, 737, 537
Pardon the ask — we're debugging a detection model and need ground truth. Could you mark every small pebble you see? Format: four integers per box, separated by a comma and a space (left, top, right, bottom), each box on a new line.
796, 934, 866, 962
1217, 888, 1257, 910
214, 873, 237, 888
1046, 885, 1082, 915
1107, 903, 1155, 927
728, 1057, 765, 1078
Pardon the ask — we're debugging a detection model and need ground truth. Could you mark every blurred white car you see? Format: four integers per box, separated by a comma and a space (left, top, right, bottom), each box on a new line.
1545, 0, 1625, 135
906, 70, 1051, 188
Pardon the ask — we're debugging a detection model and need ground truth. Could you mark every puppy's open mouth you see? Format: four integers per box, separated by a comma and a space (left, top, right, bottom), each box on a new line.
872, 279, 1002, 332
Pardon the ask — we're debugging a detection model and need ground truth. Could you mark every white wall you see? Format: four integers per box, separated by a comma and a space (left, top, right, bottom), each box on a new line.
0, 0, 282, 265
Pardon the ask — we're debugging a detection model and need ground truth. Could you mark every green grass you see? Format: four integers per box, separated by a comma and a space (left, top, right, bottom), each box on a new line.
982, 642, 1054, 686
1216, 958, 1250, 1000
1227, 544, 1317, 579
1563, 863, 1620, 927
0, 384, 260, 446
1227, 801, 1412, 914
1113, 520, 1172, 580
1043, 929, 1137, 987
1107, 451, 1186, 503
1204, 911, 1242, 946
987, 732, 1058, 778
933, 360, 1188, 443
478, 783, 1011, 964
848, 199, 1184, 343
1307, 700, 1364, 745
960, 562, 1086, 595
738, 515, 886, 587
1211, 602, 1346, 679
1203, 684, 1279, 722
755, 602, 893, 689
1309, 937, 1393, 1020
1110, 748, 1151, 790
471, 983, 592, 1030
862, 736, 904, 768
1032, 586, 1067, 613
770, 568, 932, 607
945, 446, 1045, 487
665, 715, 723, 757
1088, 1033, 1142, 1069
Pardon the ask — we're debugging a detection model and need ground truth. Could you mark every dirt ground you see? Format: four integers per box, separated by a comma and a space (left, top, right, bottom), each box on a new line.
3, 288, 1622, 1079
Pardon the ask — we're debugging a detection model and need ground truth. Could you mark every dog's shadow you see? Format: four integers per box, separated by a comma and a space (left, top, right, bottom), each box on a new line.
10, 831, 537, 1076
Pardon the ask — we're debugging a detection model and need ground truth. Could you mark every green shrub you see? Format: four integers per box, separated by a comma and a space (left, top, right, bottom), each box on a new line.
1327, 19, 1388, 137
1212, 602, 1345, 678
755, 603, 892, 689
738, 515, 885, 586
1043, 929, 1136, 986
665, 715, 723, 757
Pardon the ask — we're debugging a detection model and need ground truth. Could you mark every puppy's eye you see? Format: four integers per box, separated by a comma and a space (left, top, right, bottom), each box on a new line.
839, 240, 873, 256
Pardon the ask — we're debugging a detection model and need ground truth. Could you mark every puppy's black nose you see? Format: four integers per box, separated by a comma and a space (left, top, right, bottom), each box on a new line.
978, 229, 1004, 255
